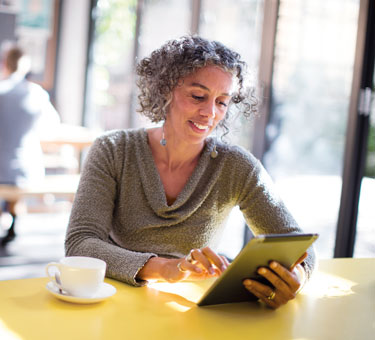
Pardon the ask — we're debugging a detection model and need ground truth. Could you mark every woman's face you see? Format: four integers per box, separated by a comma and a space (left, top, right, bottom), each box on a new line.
166, 65, 234, 147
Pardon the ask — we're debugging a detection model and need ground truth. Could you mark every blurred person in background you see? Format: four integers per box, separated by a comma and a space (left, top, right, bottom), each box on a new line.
65, 36, 315, 309
0, 44, 60, 245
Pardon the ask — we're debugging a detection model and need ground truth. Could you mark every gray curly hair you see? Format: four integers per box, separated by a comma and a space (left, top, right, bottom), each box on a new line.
136, 35, 257, 133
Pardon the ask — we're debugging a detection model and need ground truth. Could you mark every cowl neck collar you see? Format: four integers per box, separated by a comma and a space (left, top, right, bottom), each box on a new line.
133, 128, 223, 220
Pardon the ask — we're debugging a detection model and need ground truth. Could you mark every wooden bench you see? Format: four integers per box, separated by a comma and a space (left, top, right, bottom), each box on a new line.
0, 174, 80, 245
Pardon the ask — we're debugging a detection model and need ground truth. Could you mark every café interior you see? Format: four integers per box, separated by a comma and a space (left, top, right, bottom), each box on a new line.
0, 0, 374, 286
0, 1, 374, 340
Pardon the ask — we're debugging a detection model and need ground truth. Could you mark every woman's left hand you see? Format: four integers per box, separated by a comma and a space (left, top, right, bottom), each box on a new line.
242, 253, 307, 309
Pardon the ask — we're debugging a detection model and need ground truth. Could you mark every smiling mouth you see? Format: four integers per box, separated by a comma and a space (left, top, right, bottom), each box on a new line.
190, 121, 210, 131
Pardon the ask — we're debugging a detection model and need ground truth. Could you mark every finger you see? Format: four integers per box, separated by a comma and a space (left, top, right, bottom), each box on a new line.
194, 248, 225, 275
258, 267, 295, 300
220, 255, 230, 268
290, 252, 308, 271
243, 279, 278, 309
269, 261, 301, 292
245, 278, 290, 307
201, 247, 227, 272
190, 249, 216, 275
177, 260, 189, 273
178, 255, 203, 274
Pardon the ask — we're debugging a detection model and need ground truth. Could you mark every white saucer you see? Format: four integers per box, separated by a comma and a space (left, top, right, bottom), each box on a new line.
46, 281, 116, 304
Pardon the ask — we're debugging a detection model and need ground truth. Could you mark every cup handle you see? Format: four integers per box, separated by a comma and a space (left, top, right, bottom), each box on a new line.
45, 262, 63, 290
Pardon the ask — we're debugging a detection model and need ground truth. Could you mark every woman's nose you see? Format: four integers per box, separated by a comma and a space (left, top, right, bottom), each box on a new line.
200, 101, 216, 119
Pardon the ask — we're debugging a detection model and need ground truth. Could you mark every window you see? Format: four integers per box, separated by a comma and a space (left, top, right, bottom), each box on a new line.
263, 0, 360, 258
85, 0, 138, 130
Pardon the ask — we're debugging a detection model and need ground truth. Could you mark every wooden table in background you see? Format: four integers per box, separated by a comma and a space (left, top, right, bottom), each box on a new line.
39, 123, 99, 152
0, 124, 99, 241
0, 124, 99, 204
0, 258, 373, 340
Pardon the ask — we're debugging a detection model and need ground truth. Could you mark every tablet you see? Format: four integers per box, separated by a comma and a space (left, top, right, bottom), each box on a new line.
197, 233, 318, 306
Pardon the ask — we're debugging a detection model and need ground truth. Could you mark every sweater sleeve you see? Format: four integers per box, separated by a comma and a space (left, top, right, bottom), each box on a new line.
237, 158, 316, 279
65, 133, 156, 286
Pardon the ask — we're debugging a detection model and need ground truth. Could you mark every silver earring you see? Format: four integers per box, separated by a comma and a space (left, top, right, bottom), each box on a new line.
210, 127, 218, 158
210, 145, 218, 158
160, 123, 167, 146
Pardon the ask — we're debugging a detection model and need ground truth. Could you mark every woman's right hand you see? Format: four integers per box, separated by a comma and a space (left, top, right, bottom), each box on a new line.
137, 247, 229, 283
177, 247, 229, 280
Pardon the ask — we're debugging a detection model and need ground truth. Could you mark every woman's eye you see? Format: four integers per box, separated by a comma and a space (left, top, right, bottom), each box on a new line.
192, 95, 204, 101
218, 101, 228, 107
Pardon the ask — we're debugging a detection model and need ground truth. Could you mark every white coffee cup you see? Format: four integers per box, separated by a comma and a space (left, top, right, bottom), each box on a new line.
45, 256, 106, 298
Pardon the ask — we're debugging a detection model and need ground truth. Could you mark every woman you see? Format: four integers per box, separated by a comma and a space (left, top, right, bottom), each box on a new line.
65, 36, 315, 309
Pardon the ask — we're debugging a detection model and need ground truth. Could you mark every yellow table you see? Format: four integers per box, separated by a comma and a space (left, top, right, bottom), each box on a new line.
0, 258, 373, 340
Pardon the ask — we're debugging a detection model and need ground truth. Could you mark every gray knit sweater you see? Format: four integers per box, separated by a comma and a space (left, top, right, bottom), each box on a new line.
65, 128, 315, 286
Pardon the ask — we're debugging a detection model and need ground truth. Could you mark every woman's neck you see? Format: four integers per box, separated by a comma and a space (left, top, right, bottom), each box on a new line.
147, 127, 204, 172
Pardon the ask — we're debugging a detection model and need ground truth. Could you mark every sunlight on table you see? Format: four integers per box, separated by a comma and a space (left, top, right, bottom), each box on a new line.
147, 278, 215, 312
300, 270, 357, 299
0, 320, 22, 340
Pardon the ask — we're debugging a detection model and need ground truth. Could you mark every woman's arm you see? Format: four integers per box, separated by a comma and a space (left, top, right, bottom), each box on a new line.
238, 159, 316, 278
236, 158, 315, 308
65, 133, 156, 286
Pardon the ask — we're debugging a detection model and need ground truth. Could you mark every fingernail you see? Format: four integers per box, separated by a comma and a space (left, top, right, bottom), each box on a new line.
259, 268, 266, 274
270, 262, 277, 269
195, 267, 202, 273
209, 267, 215, 275
243, 279, 251, 286
221, 265, 226, 271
